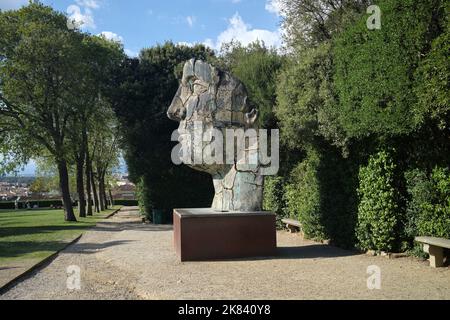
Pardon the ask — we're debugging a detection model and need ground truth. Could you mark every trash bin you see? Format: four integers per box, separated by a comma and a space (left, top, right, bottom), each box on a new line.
152, 209, 165, 225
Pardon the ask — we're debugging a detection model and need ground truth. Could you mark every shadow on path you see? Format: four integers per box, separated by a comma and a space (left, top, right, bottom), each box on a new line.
276, 245, 357, 259
64, 240, 135, 254
208, 244, 358, 263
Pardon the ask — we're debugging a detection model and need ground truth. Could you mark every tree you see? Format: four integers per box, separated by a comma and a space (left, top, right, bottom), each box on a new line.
110, 42, 215, 215
67, 35, 124, 217
277, 0, 370, 50
90, 104, 120, 212
0, 3, 84, 221
219, 41, 283, 128
275, 42, 347, 151
333, 0, 448, 139
29, 177, 51, 193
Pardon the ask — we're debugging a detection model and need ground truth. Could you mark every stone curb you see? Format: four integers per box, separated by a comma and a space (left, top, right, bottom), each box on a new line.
0, 207, 123, 295
105, 207, 122, 219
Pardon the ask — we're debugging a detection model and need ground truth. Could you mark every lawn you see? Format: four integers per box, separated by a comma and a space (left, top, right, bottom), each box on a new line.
0, 206, 121, 265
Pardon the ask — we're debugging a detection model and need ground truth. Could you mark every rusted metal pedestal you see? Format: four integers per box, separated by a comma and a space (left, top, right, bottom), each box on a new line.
173, 209, 277, 261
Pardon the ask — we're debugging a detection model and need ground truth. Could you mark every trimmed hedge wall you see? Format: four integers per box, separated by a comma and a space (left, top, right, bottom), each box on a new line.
113, 199, 138, 206
0, 200, 64, 210
0, 199, 137, 210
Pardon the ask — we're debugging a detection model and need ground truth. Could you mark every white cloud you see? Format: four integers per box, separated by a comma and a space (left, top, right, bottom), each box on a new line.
265, 0, 285, 17
0, 0, 28, 10
99, 31, 123, 43
66, 0, 101, 30
204, 13, 281, 51
67, 5, 96, 29
75, 0, 100, 9
231, 0, 242, 3
186, 16, 196, 28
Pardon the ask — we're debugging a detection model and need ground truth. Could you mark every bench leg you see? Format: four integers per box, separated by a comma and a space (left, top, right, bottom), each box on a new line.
286, 224, 299, 234
423, 244, 444, 268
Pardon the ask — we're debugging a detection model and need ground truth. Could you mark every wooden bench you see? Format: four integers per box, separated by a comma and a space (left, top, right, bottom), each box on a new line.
282, 218, 302, 233
415, 236, 450, 268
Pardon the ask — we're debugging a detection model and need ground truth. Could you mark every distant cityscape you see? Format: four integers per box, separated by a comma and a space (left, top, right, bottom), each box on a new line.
0, 174, 135, 202
14, 158, 129, 176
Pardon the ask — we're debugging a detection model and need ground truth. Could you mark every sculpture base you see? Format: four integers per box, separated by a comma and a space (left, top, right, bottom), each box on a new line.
173, 209, 277, 261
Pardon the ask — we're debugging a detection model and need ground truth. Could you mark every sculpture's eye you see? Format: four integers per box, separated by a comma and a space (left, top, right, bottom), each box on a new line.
193, 80, 207, 95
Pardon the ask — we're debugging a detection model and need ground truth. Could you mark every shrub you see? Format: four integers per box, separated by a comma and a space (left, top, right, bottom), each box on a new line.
0, 200, 65, 210
356, 150, 400, 252
136, 177, 152, 219
263, 176, 287, 227
285, 149, 326, 241
406, 167, 450, 239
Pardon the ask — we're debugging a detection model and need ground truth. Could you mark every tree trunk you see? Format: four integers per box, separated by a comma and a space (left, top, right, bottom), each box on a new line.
91, 170, 100, 213
98, 173, 105, 211
108, 189, 114, 207
100, 172, 108, 210
76, 156, 86, 218
84, 129, 93, 216
57, 159, 77, 222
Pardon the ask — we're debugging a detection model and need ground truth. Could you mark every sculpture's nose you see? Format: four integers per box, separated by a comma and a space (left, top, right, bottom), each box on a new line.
167, 97, 186, 121
167, 87, 186, 122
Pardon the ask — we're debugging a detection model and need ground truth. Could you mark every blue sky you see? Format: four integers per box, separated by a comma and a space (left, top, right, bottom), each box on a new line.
1, 0, 284, 57
0, 0, 283, 175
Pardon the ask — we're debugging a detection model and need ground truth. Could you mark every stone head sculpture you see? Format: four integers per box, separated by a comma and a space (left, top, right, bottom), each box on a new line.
167, 59, 263, 212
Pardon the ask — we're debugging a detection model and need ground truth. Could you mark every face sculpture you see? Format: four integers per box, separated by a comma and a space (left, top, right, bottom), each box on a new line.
167, 59, 263, 212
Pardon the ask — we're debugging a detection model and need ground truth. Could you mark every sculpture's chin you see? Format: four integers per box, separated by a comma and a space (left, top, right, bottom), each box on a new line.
187, 164, 232, 176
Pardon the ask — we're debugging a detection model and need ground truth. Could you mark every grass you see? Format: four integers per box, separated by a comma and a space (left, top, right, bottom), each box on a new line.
0, 206, 121, 265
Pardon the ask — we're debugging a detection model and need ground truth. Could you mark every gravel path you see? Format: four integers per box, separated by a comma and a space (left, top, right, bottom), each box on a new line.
1, 207, 449, 300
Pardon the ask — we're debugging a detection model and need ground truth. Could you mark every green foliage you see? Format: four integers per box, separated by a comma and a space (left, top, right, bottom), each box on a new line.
276, 43, 346, 150
285, 149, 326, 241
278, 0, 369, 51
263, 176, 287, 226
0, 3, 125, 220
406, 168, 450, 239
334, 0, 448, 138
356, 150, 400, 252
0, 200, 65, 210
404, 169, 431, 240
275, 40, 358, 247
112, 42, 214, 212
220, 41, 283, 128
282, 145, 358, 247
0, 3, 79, 159
136, 177, 151, 218
29, 177, 51, 193
413, 15, 450, 129
318, 146, 358, 248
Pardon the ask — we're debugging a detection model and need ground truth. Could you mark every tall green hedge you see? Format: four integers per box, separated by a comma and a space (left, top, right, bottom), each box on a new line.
263, 176, 287, 227
356, 150, 401, 252
285, 149, 326, 241
406, 167, 450, 239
